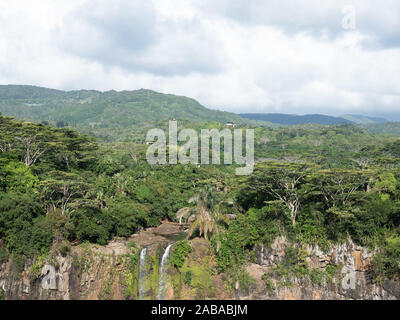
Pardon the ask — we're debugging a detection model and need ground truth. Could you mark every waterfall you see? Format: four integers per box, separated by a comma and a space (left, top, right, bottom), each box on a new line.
138, 247, 147, 300
157, 244, 172, 300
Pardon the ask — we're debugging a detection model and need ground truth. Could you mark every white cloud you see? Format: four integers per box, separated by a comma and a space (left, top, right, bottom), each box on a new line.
0, 0, 399, 117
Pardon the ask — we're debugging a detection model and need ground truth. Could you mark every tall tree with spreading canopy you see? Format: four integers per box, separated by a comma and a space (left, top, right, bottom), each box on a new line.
238, 162, 316, 225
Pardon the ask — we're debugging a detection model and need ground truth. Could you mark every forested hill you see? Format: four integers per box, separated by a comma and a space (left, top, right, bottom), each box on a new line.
341, 114, 388, 124
240, 113, 354, 125
0, 85, 244, 126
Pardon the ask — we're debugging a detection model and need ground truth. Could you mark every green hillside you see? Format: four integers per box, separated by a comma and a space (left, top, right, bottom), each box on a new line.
240, 113, 353, 125
359, 122, 400, 137
341, 114, 388, 124
0, 85, 245, 127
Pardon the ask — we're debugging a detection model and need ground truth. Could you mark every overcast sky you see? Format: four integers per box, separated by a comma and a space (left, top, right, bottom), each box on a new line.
0, 0, 399, 118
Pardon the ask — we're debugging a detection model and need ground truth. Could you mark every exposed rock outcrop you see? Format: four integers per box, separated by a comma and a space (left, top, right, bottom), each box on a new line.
1, 229, 399, 300
0, 222, 184, 300
236, 237, 400, 300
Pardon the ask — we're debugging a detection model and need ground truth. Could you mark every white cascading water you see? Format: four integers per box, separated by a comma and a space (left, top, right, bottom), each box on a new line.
157, 244, 172, 300
138, 247, 147, 300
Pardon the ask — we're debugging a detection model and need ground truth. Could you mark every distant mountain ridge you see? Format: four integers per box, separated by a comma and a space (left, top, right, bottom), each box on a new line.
239, 113, 354, 125
341, 114, 388, 124
0, 85, 390, 129
0, 85, 245, 127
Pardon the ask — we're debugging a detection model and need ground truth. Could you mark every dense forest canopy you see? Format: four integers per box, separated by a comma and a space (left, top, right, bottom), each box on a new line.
0, 114, 239, 272
0, 85, 246, 128
1, 87, 400, 289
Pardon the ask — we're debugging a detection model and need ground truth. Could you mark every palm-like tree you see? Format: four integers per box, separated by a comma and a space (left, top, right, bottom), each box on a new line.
181, 187, 233, 244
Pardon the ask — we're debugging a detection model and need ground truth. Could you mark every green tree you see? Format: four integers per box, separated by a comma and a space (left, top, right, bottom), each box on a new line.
39, 171, 91, 215
238, 162, 315, 225
0, 192, 52, 258
183, 187, 231, 242
306, 169, 372, 209
1, 160, 39, 192
107, 198, 150, 237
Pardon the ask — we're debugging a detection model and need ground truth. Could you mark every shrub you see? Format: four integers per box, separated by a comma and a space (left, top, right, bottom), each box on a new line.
170, 240, 191, 270
0, 246, 9, 262
310, 268, 324, 286
126, 240, 137, 249
373, 235, 400, 280
184, 271, 192, 286
107, 200, 149, 237
69, 207, 112, 245
0, 192, 52, 258
216, 207, 280, 272
59, 242, 71, 257
12, 253, 27, 275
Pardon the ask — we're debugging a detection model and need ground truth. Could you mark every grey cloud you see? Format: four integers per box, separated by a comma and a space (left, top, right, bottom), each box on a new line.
195, 0, 400, 49
84, 2, 157, 54
360, 31, 400, 51
196, 0, 349, 37
1, 0, 399, 117
54, 0, 225, 76
54, 1, 157, 69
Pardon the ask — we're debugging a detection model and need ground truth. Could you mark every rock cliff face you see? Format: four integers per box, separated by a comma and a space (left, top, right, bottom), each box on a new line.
237, 237, 400, 300
0, 240, 128, 300
0, 222, 179, 300
0, 230, 399, 300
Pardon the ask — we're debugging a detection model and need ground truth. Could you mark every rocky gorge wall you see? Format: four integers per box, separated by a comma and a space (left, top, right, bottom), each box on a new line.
0, 225, 399, 300
238, 237, 400, 300
0, 222, 177, 300
0, 240, 130, 300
